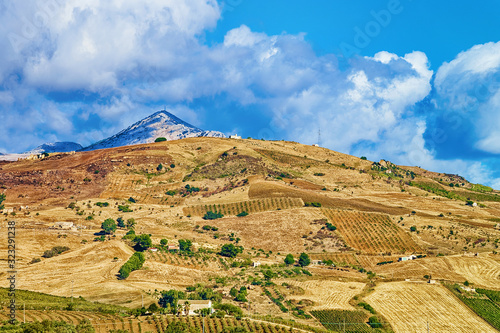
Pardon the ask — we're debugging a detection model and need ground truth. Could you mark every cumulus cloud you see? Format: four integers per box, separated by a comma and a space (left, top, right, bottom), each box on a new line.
433, 41, 500, 155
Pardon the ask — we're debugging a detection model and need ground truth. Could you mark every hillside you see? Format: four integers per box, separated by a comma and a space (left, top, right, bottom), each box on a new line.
0, 137, 499, 332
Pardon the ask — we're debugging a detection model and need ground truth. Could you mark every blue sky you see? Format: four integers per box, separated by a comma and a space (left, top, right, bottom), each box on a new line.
1, 0, 500, 188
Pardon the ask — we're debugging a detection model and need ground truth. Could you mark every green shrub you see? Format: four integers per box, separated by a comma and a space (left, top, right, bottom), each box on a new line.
118, 252, 145, 279
155, 137, 167, 142
203, 211, 223, 220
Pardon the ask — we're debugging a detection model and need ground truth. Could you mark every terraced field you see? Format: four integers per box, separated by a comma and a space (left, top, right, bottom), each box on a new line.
322, 209, 421, 254
365, 282, 496, 333
184, 197, 304, 217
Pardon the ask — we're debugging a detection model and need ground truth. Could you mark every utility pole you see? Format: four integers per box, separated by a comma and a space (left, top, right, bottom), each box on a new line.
202, 313, 205, 333
427, 320, 430, 333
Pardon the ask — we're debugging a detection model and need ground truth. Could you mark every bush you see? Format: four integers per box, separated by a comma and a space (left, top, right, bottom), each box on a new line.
30, 258, 41, 264
284, 254, 294, 266
203, 211, 223, 220
118, 205, 133, 212
368, 316, 382, 328
410, 226, 417, 232
304, 202, 322, 207
42, 246, 70, 258
155, 137, 167, 142
128, 197, 136, 203
95, 202, 109, 207
325, 222, 336, 231
236, 211, 248, 217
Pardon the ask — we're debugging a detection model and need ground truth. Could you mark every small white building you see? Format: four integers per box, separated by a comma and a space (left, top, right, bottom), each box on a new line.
50, 222, 77, 231
253, 261, 261, 268
229, 134, 242, 139
398, 255, 417, 262
177, 300, 213, 315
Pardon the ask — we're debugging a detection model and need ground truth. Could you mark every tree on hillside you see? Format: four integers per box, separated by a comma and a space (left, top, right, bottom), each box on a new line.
159, 289, 186, 309
126, 218, 136, 229
284, 254, 294, 266
220, 243, 242, 258
155, 137, 167, 142
134, 234, 152, 251
0, 193, 5, 210
117, 217, 125, 228
101, 218, 117, 234
178, 239, 193, 252
298, 253, 310, 267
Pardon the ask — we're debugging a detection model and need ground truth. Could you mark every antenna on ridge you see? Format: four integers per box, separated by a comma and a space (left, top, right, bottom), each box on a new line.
318, 128, 321, 147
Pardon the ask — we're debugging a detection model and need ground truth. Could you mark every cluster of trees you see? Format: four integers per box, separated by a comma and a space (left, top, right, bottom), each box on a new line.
229, 286, 248, 302
219, 244, 243, 258
179, 239, 193, 252
102, 217, 136, 236
283, 253, 310, 267
118, 252, 145, 279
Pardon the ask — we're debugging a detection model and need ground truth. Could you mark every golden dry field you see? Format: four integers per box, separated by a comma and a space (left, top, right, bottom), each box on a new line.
365, 282, 497, 333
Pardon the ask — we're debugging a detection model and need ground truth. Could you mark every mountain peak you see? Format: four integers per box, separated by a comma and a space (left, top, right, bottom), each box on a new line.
26, 142, 83, 154
82, 109, 225, 151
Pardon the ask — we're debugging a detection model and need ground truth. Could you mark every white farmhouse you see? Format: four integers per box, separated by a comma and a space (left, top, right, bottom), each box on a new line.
398, 255, 417, 262
177, 300, 213, 315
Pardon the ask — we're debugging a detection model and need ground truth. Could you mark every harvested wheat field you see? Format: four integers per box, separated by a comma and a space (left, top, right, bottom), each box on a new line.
372, 256, 466, 281
365, 282, 496, 333
0, 239, 190, 307
275, 279, 365, 310
446, 255, 500, 290
204, 208, 330, 253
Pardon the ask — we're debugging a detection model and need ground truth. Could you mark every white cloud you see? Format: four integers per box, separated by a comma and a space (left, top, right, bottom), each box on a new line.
433, 41, 500, 155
